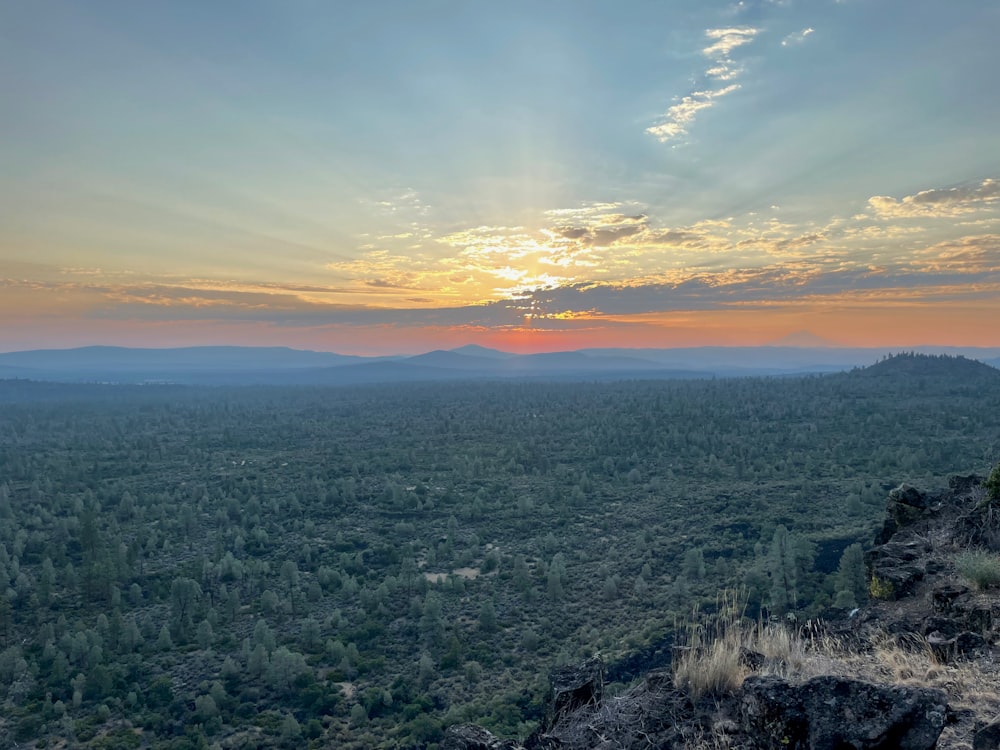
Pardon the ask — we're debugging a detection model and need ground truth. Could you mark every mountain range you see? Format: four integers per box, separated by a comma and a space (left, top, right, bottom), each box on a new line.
1, 343, 999, 386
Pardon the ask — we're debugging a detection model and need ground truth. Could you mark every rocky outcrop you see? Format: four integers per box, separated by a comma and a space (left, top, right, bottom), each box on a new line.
866, 535, 932, 600
741, 675, 947, 750
520, 659, 725, 750
861, 473, 1000, 655
548, 657, 604, 727
877, 483, 941, 544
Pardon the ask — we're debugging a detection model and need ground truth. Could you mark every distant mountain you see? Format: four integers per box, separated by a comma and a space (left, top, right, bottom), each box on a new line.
0, 345, 360, 370
406, 350, 504, 370
1, 344, 998, 386
768, 330, 839, 347
0, 346, 367, 384
449, 344, 515, 359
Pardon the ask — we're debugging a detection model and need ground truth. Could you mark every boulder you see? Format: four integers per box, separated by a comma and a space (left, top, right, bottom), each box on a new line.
548, 657, 604, 726
950, 474, 984, 495
877, 484, 935, 543
741, 674, 947, 750
924, 630, 985, 661
975, 715, 1000, 750
932, 583, 971, 614
866, 538, 930, 600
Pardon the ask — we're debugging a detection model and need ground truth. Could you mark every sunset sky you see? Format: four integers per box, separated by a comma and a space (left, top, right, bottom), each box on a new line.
2, 0, 999, 354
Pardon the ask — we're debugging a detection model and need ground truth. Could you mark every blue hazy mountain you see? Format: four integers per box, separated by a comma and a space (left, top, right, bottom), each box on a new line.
1, 344, 998, 385
448, 344, 515, 359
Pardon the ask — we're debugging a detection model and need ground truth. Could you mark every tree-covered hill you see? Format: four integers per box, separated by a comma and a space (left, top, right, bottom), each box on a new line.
852, 351, 1000, 381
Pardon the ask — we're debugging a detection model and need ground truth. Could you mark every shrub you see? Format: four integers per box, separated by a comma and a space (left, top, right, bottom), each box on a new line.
868, 576, 894, 600
986, 463, 1000, 502
955, 549, 1000, 590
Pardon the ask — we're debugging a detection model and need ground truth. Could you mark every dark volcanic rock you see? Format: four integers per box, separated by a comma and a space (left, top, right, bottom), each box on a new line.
741, 674, 948, 750
866, 537, 931, 600
548, 657, 604, 726
933, 584, 972, 614
877, 484, 936, 543
926, 630, 988, 661
974, 715, 1000, 750
950, 474, 985, 495
524, 657, 607, 750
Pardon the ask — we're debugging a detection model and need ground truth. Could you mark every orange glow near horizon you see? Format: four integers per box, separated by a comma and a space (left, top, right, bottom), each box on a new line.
4, 299, 1000, 355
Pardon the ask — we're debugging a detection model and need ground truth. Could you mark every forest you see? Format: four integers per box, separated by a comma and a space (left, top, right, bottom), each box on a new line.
1, 354, 999, 749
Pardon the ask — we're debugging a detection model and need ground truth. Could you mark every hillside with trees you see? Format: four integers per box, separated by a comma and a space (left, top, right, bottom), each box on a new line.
0, 354, 998, 748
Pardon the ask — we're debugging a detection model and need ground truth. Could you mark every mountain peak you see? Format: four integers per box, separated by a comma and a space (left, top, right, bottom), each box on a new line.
449, 344, 514, 359
768, 330, 839, 348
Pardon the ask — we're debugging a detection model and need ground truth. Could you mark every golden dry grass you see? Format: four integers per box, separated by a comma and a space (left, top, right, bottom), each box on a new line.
673, 606, 1000, 749
672, 621, 747, 700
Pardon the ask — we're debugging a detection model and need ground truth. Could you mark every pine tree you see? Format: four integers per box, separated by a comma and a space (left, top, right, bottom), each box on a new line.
833, 543, 868, 608
767, 525, 797, 615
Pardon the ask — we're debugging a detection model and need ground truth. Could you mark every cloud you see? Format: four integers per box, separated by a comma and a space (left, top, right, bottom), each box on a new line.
702, 27, 760, 58
548, 208, 650, 247
909, 234, 1000, 273
6, 223, 1000, 336
868, 178, 1000, 218
781, 28, 815, 46
647, 27, 758, 143
9, 173, 998, 339
366, 188, 430, 217
326, 249, 438, 291
646, 85, 742, 142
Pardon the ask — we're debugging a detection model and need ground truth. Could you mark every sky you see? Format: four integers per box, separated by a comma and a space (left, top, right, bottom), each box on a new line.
2, 0, 999, 354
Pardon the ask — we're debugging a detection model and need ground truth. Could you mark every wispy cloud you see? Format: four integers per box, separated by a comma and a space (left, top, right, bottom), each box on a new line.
366, 188, 430, 217
646, 85, 742, 143
702, 27, 760, 59
647, 26, 758, 144
781, 27, 815, 46
868, 178, 1000, 218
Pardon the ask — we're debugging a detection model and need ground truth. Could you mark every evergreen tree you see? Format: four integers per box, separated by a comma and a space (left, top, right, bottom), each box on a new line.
833, 543, 867, 608
478, 600, 498, 633
682, 547, 706, 580
767, 525, 797, 615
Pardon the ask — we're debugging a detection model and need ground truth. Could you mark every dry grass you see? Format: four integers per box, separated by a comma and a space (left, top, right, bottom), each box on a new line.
675, 611, 998, 700
674, 603, 1000, 750
672, 621, 748, 700
671, 594, 751, 700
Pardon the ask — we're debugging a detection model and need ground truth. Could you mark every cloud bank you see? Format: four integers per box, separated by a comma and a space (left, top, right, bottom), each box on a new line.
868, 179, 1000, 218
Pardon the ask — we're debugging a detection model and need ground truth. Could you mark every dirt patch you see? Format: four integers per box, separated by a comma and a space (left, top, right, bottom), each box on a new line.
423, 566, 482, 583
336, 681, 356, 700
